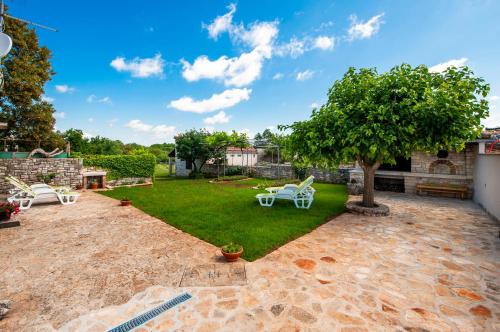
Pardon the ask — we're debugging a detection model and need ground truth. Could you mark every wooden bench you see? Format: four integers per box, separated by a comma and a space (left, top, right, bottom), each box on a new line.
416, 183, 468, 199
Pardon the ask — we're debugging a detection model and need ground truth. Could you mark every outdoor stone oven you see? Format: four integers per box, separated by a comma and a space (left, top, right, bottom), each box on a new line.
429, 159, 457, 175
350, 143, 477, 198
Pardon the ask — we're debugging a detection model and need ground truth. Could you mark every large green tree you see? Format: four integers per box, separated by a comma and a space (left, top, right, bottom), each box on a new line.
0, 9, 62, 150
285, 64, 489, 208
175, 129, 212, 173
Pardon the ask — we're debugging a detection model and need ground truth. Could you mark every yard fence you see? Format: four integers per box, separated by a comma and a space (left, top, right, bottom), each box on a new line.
202, 163, 355, 184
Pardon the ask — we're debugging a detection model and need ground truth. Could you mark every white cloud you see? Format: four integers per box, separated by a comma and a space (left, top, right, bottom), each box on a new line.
184, 6, 278, 87
87, 94, 112, 104
126, 119, 152, 132
276, 38, 305, 58
54, 112, 65, 119
204, 111, 231, 125
203, 3, 236, 39
313, 36, 335, 50
489, 96, 499, 101
169, 88, 251, 113
126, 120, 176, 140
272, 73, 284, 80
296, 70, 314, 81
429, 57, 468, 73
348, 13, 385, 40
88, 117, 94, 123
41, 95, 55, 103
230, 21, 279, 49
110, 54, 164, 78
83, 132, 93, 139
55, 85, 75, 93
151, 125, 176, 139
310, 102, 320, 109
276, 35, 335, 58
238, 128, 252, 137
181, 35, 274, 87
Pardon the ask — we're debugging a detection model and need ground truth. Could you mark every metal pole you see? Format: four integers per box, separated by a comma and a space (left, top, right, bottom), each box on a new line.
277, 146, 281, 179
1, 0, 4, 32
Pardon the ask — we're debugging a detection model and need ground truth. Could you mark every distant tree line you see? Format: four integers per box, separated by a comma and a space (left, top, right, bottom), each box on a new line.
62, 128, 174, 163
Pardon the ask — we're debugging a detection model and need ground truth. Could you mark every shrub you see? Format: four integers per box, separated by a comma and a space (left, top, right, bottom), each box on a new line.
83, 154, 156, 179
221, 243, 242, 253
225, 166, 242, 176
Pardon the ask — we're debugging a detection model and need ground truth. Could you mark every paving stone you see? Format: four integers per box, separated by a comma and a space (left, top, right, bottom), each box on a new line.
469, 305, 492, 318
288, 306, 317, 324
2, 192, 498, 332
270, 304, 285, 317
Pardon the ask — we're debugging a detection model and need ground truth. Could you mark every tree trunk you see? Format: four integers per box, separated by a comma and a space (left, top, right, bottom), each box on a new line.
362, 166, 375, 207
361, 161, 380, 208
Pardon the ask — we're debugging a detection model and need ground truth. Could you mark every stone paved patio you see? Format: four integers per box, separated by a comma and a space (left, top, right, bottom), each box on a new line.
1, 191, 499, 331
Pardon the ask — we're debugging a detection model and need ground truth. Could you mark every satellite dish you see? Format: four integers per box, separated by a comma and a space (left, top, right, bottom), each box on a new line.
0, 32, 12, 57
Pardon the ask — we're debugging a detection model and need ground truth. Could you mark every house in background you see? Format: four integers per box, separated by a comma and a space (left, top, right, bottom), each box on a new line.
226, 147, 258, 166
174, 146, 259, 176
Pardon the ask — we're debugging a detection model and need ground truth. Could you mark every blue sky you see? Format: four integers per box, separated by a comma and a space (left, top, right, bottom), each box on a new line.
11, 0, 500, 145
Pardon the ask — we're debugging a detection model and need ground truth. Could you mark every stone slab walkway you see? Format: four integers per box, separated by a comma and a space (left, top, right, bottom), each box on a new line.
0, 192, 219, 331
1, 191, 499, 331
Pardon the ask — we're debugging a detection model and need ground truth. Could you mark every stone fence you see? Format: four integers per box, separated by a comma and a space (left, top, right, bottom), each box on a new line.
202, 163, 354, 184
0, 158, 83, 193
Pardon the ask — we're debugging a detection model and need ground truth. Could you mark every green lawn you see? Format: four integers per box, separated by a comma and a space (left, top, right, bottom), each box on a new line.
154, 164, 172, 178
100, 178, 347, 261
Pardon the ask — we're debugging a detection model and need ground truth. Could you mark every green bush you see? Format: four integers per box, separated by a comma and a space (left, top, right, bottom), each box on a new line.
83, 154, 156, 179
225, 166, 242, 176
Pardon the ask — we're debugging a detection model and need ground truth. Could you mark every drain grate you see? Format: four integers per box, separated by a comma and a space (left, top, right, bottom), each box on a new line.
107, 293, 192, 332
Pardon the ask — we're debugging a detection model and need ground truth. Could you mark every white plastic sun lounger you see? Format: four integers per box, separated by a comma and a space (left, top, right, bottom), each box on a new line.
6, 175, 70, 194
6, 176, 79, 210
256, 175, 316, 209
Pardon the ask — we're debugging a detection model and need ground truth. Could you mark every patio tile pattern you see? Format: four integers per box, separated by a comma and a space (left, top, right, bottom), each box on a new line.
1, 191, 499, 331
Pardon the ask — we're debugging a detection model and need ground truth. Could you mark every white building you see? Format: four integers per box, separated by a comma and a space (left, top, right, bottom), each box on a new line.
226, 147, 258, 166
174, 146, 259, 176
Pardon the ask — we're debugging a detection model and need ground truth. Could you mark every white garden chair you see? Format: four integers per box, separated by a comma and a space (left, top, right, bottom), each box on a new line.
256, 176, 316, 209
6, 176, 80, 210
6, 175, 70, 194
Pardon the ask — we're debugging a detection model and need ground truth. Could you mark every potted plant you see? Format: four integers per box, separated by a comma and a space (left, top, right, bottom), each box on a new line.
221, 243, 243, 262
0, 202, 20, 222
90, 179, 98, 190
120, 197, 132, 206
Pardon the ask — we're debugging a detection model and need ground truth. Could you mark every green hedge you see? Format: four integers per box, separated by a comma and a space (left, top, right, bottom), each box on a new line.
83, 154, 156, 179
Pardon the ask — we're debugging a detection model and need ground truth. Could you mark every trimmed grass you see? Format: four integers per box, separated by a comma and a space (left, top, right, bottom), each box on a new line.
100, 178, 347, 261
154, 164, 172, 178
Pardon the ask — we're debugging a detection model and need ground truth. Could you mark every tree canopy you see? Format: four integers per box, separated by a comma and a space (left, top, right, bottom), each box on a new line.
0, 8, 62, 150
175, 129, 250, 174
284, 64, 489, 207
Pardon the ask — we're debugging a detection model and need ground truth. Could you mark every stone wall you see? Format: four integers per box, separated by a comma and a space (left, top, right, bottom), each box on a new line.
404, 145, 476, 197
411, 144, 476, 177
0, 158, 83, 193
202, 163, 352, 184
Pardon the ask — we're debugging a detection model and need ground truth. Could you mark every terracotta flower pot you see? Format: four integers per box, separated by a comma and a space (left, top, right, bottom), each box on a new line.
120, 200, 132, 206
90, 183, 98, 190
221, 247, 243, 262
